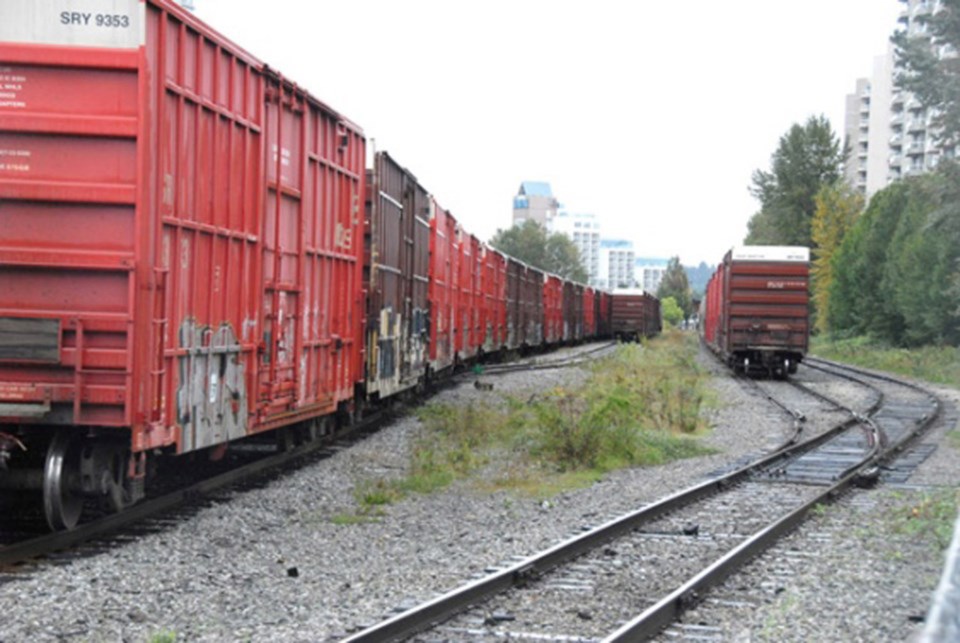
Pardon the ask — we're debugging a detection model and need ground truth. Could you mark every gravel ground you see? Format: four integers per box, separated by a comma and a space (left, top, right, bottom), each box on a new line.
0, 343, 956, 642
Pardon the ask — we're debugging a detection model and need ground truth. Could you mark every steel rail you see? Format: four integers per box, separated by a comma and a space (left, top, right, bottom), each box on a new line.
340, 370, 884, 643
0, 409, 395, 567
605, 359, 942, 640
345, 358, 941, 643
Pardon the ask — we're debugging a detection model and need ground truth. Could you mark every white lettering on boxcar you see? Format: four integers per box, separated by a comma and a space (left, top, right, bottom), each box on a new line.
0, 1, 146, 49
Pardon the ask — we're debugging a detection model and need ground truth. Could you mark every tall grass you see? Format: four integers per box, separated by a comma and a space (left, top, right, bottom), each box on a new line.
812, 336, 960, 388
344, 331, 714, 513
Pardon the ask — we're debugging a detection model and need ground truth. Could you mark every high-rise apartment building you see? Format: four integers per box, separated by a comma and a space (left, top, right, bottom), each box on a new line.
845, 0, 956, 196
548, 211, 601, 285
635, 259, 668, 294
598, 240, 636, 289
512, 182, 560, 227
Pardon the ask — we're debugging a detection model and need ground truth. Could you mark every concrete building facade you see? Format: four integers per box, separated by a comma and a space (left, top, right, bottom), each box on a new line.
635, 260, 667, 294
598, 240, 636, 290
845, 0, 956, 197
548, 211, 601, 286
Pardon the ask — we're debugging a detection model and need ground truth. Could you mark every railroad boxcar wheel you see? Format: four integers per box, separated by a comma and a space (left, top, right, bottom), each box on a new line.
43, 432, 84, 531
95, 445, 133, 514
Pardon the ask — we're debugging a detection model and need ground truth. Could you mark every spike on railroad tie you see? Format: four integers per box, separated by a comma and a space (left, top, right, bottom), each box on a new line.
287, 566, 299, 578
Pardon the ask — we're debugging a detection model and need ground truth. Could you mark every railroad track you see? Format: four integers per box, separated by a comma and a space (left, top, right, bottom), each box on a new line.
470, 341, 619, 378
0, 405, 409, 569
0, 343, 617, 569
343, 357, 942, 642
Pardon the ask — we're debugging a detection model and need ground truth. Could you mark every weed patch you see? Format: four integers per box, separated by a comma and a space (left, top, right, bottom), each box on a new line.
888, 489, 960, 550
356, 331, 715, 506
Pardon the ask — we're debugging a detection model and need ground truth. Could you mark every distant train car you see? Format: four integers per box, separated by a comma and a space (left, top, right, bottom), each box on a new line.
543, 274, 564, 345
455, 231, 483, 362
364, 152, 430, 399
522, 265, 545, 348
480, 247, 508, 354
597, 290, 613, 338
701, 246, 810, 378
563, 281, 585, 342
583, 287, 597, 339
610, 290, 662, 341
428, 200, 458, 373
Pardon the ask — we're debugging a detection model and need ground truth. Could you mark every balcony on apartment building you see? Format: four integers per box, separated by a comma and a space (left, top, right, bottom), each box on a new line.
889, 153, 903, 168
907, 141, 926, 155
907, 117, 928, 133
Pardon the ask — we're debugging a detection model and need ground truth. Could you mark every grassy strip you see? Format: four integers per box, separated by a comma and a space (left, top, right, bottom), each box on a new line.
342, 331, 715, 518
811, 336, 960, 388
887, 489, 960, 551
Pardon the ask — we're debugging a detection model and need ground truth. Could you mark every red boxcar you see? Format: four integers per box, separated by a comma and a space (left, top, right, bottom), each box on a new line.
364, 152, 430, 399
0, 0, 365, 528
455, 231, 482, 361
610, 290, 662, 341
701, 246, 809, 377
583, 287, 597, 338
543, 274, 564, 345
480, 246, 508, 353
428, 200, 457, 372
597, 290, 613, 338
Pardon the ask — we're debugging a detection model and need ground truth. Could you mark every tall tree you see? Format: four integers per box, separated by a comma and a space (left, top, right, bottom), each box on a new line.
745, 116, 845, 248
810, 182, 863, 334
490, 220, 588, 283
885, 163, 960, 345
893, 0, 960, 147
656, 257, 692, 318
828, 183, 910, 341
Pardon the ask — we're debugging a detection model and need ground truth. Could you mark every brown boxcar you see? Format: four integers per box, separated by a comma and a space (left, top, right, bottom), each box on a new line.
702, 246, 809, 377
610, 290, 661, 341
364, 152, 430, 399
563, 281, 585, 342
0, 0, 366, 528
523, 265, 545, 348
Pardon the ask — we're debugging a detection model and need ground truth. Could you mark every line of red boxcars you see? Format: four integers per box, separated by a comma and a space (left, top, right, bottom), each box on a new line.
0, 0, 659, 529
699, 246, 810, 378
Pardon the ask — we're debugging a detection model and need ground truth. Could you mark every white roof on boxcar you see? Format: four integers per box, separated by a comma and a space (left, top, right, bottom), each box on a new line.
612, 288, 649, 295
730, 246, 809, 262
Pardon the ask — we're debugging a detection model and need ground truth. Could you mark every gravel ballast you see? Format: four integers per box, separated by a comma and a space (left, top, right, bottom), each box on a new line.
0, 343, 956, 642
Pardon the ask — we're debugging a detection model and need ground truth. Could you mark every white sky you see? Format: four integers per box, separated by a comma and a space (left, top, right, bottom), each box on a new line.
192, 0, 902, 266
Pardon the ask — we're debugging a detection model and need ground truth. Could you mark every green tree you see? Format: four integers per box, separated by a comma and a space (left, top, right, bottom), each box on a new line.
660, 297, 684, 327
828, 183, 909, 341
656, 257, 692, 319
885, 164, 960, 345
745, 115, 845, 248
893, 0, 960, 147
810, 182, 863, 334
490, 220, 588, 283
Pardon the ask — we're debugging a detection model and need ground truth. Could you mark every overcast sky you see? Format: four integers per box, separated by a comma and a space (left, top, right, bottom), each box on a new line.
191, 1, 901, 266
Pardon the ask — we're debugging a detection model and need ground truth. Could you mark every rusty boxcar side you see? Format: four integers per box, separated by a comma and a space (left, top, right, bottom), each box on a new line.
703, 246, 809, 377
364, 151, 430, 399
